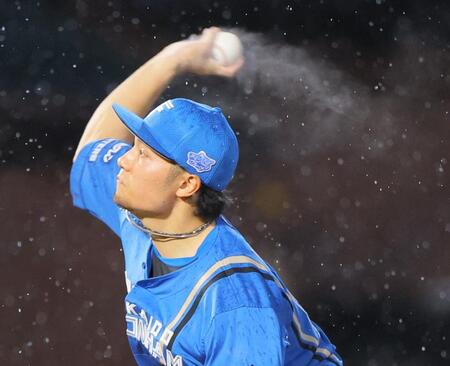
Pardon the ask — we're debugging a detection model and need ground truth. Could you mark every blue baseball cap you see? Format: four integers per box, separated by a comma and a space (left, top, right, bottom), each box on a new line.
112, 98, 239, 192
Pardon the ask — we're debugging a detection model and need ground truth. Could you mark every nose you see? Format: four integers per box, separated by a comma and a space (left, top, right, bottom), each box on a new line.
117, 149, 133, 171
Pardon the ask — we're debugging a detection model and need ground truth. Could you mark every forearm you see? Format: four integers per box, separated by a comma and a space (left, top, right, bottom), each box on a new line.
73, 51, 178, 162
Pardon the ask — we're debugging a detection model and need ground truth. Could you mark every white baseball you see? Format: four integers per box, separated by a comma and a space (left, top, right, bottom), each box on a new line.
210, 31, 243, 66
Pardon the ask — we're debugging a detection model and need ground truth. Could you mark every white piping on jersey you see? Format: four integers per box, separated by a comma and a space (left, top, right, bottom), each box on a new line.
165, 255, 340, 363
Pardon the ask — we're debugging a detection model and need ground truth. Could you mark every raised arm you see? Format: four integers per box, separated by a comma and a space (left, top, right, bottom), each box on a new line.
73, 27, 243, 162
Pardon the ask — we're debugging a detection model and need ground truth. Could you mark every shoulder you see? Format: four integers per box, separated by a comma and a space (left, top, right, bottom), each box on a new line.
205, 262, 286, 314
201, 219, 288, 315
69, 138, 132, 235
213, 215, 256, 255
72, 138, 131, 165
70, 138, 132, 191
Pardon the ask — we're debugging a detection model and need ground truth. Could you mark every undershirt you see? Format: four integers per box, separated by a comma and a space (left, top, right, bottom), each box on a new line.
149, 246, 194, 277
149, 224, 220, 278
150, 253, 183, 277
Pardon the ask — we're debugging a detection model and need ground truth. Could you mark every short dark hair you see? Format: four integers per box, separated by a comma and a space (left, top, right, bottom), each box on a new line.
194, 185, 232, 222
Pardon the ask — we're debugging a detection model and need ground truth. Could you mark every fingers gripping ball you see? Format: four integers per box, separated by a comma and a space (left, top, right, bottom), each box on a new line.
210, 31, 243, 66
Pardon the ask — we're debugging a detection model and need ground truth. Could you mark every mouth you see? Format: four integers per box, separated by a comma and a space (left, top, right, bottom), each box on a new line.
116, 175, 124, 186
116, 170, 123, 182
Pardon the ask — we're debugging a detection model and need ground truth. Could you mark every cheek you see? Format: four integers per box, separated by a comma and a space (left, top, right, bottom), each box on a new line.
130, 164, 173, 198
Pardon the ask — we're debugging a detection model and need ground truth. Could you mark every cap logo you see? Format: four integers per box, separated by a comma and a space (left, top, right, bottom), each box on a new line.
155, 100, 174, 112
147, 100, 175, 118
186, 151, 216, 173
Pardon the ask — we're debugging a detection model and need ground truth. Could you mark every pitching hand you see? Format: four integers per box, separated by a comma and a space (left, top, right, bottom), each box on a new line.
160, 27, 244, 78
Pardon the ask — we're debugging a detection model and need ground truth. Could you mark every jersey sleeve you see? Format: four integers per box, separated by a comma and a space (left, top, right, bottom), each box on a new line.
203, 307, 286, 366
69, 138, 132, 236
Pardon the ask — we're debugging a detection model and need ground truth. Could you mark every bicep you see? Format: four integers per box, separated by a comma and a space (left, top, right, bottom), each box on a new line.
204, 307, 286, 366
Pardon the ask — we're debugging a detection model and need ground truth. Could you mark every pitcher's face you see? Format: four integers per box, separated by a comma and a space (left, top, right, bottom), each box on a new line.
114, 137, 180, 217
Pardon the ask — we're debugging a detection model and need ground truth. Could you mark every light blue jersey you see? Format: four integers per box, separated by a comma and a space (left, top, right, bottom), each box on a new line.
70, 138, 343, 366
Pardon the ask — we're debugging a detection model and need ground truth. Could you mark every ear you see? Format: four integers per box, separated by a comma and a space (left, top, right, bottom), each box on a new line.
176, 173, 201, 199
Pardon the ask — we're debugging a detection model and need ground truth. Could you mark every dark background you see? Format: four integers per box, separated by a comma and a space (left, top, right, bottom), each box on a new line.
1, 0, 449, 365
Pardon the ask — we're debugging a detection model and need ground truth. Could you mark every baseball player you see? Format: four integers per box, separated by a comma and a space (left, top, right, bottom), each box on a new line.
70, 27, 343, 366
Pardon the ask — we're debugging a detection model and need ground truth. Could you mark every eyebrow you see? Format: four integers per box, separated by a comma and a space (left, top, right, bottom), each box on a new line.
135, 137, 176, 164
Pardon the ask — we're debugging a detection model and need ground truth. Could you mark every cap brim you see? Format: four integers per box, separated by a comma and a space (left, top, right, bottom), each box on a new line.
112, 103, 174, 161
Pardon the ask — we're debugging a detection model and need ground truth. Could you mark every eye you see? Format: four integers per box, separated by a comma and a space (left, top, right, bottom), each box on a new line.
138, 148, 146, 157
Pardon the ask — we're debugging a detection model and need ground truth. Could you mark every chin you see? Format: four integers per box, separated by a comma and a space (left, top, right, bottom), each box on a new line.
114, 192, 155, 217
114, 194, 143, 215
113, 193, 129, 209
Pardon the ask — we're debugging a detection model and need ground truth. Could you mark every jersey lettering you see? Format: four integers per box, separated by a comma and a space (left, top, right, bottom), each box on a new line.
103, 142, 129, 163
166, 350, 183, 366
126, 302, 180, 365
88, 138, 114, 162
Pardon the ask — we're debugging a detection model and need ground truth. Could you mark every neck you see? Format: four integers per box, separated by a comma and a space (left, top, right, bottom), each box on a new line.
151, 222, 216, 258
132, 207, 215, 259
141, 213, 206, 236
